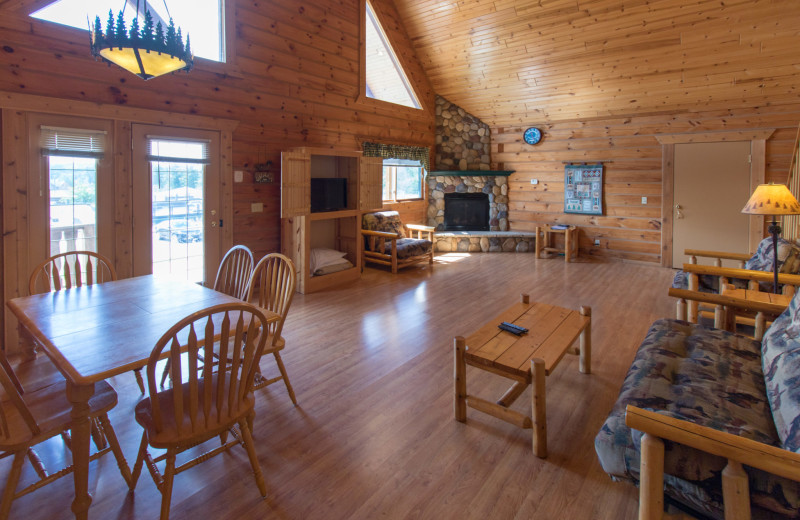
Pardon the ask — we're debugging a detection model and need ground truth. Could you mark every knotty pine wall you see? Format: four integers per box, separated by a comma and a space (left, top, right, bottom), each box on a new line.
494, 104, 800, 264
0, 0, 435, 262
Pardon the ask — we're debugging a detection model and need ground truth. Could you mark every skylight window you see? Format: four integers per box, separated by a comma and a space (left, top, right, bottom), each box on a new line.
364, 2, 420, 109
31, 0, 225, 63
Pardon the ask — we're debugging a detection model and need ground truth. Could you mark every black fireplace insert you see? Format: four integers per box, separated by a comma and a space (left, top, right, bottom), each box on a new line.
443, 192, 490, 231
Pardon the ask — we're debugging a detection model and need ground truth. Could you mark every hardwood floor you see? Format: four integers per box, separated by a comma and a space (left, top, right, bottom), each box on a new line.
4, 253, 677, 519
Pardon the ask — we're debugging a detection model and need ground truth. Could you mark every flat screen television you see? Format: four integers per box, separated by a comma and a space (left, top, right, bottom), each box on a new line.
310, 177, 347, 212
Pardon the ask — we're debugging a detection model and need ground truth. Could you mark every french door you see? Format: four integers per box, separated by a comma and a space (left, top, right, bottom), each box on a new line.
132, 125, 221, 285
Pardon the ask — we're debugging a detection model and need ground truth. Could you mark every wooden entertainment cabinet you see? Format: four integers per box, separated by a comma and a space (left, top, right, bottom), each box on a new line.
280, 148, 383, 293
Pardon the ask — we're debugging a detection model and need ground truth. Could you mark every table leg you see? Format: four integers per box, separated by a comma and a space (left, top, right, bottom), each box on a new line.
454, 336, 467, 422
565, 229, 572, 263
579, 306, 592, 374
531, 358, 547, 457
66, 381, 95, 520
535, 227, 542, 259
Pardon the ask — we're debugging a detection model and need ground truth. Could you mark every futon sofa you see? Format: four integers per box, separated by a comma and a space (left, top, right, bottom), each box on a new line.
595, 291, 800, 519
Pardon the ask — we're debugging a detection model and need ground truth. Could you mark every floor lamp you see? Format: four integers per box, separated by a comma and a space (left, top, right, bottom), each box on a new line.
741, 183, 800, 294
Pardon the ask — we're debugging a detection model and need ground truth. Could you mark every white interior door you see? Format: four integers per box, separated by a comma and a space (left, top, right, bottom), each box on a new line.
672, 141, 752, 267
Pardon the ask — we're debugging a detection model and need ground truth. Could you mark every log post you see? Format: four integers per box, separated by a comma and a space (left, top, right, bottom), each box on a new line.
721, 460, 750, 520
579, 306, 591, 374
688, 273, 699, 322
639, 433, 665, 520
454, 336, 467, 422
531, 358, 547, 457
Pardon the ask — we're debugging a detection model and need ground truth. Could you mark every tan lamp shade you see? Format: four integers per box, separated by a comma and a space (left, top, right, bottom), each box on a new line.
741, 183, 800, 215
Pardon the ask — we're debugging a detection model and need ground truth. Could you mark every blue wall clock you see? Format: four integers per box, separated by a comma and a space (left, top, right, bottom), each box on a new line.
523, 127, 542, 145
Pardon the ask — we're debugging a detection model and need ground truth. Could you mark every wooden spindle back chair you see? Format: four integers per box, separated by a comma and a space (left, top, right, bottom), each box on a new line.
132, 303, 271, 520
160, 245, 255, 387
28, 251, 116, 295
213, 245, 255, 300
29, 251, 146, 393
0, 353, 130, 520
246, 253, 297, 402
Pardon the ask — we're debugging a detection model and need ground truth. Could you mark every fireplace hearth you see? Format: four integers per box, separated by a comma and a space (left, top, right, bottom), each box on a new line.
443, 192, 490, 231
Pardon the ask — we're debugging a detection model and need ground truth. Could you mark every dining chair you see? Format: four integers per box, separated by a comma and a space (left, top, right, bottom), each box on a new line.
0, 354, 131, 520
28, 251, 147, 394
131, 302, 270, 519
159, 245, 255, 387
246, 253, 298, 403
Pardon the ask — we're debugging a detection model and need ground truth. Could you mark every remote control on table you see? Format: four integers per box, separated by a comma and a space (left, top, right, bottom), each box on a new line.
498, 322, 528, 335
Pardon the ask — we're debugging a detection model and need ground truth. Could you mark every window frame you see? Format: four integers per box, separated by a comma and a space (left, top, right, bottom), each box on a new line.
358, 0, 423, 112
382, 161, 425, 203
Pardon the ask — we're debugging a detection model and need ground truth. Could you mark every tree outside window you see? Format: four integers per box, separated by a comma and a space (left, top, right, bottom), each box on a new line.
383, 159, 423, 202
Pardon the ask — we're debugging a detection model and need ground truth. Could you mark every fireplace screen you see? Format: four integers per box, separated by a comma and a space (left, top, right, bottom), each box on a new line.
443, 192, 490, 231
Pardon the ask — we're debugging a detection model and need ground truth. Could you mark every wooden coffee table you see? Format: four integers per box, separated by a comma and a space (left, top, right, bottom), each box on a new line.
454, 294, 591, 457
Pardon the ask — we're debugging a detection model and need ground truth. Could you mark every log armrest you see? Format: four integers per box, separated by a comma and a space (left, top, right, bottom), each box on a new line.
667, 288, 788, 316
681, 263, 800, 289
361, 229, 400, 239
404, 223, 435, 240
684, 249, 752, 268
625, 405, 800, 519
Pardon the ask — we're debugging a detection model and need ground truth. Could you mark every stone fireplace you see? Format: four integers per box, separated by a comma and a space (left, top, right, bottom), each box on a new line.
427, 174, 509, 232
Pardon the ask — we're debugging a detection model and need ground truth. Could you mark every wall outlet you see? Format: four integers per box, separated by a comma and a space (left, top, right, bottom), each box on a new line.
594, 239, 600, 246
530, 179, 539, 185
234, 170, 243, 183
641, 196, 648, 205
251, 202, 264, 213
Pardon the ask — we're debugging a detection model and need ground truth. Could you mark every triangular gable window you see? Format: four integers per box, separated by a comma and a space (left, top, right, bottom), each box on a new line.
364, 1, 420, 109
30, 0, 225, 63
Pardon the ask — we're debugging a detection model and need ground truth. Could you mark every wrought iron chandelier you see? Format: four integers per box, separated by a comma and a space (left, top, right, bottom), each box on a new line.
90, 0, 192, 80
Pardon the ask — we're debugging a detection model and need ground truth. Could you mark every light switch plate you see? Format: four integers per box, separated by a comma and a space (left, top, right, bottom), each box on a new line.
234, 170, 243, 183
641, 196, 647, 205
251, 202, 263, 213
531, 179, 539, 185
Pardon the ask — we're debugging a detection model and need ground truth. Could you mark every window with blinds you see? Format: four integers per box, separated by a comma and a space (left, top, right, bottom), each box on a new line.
41, 126, 104, 255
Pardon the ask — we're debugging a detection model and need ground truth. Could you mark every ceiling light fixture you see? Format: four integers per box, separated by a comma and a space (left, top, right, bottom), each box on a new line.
90, 0, 192, 80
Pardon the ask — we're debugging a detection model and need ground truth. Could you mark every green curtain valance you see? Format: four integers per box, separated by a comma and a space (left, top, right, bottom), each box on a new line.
362, 142, 430, 171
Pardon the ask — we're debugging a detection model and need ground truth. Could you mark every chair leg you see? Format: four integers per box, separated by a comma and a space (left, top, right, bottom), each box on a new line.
130, 432, 149, 489
239, 418, 267, 497
273, 352, 297, 405
0, 452, 25, 520
160, 359, 172, 388
134, 368, 145, 394
90, 417, 107, 450
98, 414, 133, 488
159, 451, 177, 520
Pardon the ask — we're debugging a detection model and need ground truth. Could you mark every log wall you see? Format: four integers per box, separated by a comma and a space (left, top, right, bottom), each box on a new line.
494, 104, 800, 264
0, 0, 435, 262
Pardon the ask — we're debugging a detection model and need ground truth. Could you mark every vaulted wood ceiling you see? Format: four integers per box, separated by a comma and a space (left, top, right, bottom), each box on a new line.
392, 0, 800, 126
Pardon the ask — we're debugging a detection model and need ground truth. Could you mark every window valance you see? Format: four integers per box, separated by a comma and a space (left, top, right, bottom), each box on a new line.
362, 142, 430, 171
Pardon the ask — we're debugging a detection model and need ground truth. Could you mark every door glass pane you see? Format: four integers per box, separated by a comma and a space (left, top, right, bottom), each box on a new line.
150, 141, 205, 283
48, 156, 97, 255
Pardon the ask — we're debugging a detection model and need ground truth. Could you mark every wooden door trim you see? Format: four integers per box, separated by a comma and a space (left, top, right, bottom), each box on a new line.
661, 133, 771, 268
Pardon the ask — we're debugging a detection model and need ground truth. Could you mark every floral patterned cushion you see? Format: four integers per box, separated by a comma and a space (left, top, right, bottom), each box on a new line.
382, 238, 432, 259
763, 290, 800, 452
745, 236, 795, 273
596, 319, 800, 519
362, 211, 406, 238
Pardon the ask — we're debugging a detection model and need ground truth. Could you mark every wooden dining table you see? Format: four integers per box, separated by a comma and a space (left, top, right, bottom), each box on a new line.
6, 274, 279, 519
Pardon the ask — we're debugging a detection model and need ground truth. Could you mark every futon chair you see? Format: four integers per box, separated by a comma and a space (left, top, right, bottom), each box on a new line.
362, 211, 434, 274
131, 302, 271, 520
0, 353, 130, 519
29, 251, 146, 393
672, 237, 800, 324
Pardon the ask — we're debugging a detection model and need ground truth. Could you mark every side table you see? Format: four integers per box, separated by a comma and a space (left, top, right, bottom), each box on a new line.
535, 225, 578, 262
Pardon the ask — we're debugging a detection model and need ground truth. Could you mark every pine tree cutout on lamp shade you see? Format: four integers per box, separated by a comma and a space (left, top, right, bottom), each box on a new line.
90, 1, 192, 80
741, 183, 800, 293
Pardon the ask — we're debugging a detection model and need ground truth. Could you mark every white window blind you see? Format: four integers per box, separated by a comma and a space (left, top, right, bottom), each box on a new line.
147, 137, 210, 164
40, 126, 106, 158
